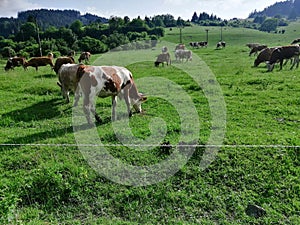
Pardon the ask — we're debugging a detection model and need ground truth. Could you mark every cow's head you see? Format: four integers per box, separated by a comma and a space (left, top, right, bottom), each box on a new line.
131, 93, 147, 113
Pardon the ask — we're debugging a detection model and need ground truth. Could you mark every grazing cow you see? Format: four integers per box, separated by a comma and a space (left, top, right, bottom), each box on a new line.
54, 56, 76, 74
190, 42, 199, 48
249, 45, 268, 56
4, 57, 27, 71
78, 52, 91, 63
24, 57, 54, 71
198, 41, 208, 47
216, 41, 226, 49
155, 53, 171, 67
190, 41, 207, 48
57, 63, 82, 104
77, 65, 147, 124
267, 45, 300, 71
246, 43, 260, 49
254, 47, 276, 67
175, 49, 192, 62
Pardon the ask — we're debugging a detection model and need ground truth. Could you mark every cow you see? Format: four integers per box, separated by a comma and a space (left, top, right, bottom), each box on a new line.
216, 41, 226, 49
4, 57, 27, 71
76, 65, 147, 124
155, 53, 171, 67
54, 56, 76, 74
24, 57, 54, 71
78, 52, 91, 63
267, 45, 300, 71
246, 43, 260, 49
57, 63, 82, 104
175, 49, 192, 62
190, 42, 199, 48
198, 41, 208, 47
254, 47, 276, 67
190, 41, 207, 48
249, 45, 268, 56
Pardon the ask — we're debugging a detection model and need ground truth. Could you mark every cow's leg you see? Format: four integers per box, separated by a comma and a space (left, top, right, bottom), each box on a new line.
73, 84, 80, 107
111, 96, 117, 121
123, 87, 132, 118
83, 96, 93, 125
279, 60, 283, 70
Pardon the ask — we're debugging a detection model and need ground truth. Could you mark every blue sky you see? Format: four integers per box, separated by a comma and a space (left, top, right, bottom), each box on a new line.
0, 0, 279, 20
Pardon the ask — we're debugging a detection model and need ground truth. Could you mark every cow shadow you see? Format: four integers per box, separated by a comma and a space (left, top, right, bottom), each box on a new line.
34, 73, 56, 79
1, 98, 67, 123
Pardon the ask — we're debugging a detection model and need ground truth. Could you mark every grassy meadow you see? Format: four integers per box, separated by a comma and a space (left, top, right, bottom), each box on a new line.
0, 23, 299, 224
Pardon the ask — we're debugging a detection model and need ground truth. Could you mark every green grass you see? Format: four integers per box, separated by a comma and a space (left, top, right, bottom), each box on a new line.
0, 24, 299, 224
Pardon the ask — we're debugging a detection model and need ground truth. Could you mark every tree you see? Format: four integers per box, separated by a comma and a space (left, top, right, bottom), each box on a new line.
70, 20, 83, 36
15, 22, 37, 42
259, 18, 278, 32
191, 12, 199, 23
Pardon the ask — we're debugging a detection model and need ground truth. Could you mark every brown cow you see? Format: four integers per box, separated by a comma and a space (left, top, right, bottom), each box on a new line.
54, 56, 75, 74
249, 45, 268, 56
24, 57, 54, 71
78, 52, 91, 63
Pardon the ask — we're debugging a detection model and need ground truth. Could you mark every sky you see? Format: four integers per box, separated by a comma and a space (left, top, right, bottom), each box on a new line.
0, 0, 280, 20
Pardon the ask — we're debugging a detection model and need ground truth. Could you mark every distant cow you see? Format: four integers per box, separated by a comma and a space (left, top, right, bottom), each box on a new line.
77, 65, 147, 124
24, 57, 54, 71
216, 41, 226, 49
246, 43, 260, 49
54, 56, 75, 74
4, 57, 27, 71
175, 49, 192, 62
78, 52, 91, 63
155, 53, 171, 67
267, 45, 300, 71
190, 41, 208, 48
249, 45, 268, 56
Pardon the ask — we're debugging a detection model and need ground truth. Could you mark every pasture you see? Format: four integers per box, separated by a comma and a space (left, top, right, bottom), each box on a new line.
0, 23, 299, 224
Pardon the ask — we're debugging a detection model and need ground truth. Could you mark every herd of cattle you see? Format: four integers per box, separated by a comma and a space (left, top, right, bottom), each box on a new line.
247, 40, 300, 71
4, 51, 147, 125
3, 38, 300, 124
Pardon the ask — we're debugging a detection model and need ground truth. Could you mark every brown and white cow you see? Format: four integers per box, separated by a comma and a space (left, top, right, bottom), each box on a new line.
267, 45, 300, 71
76, 65, 147, 124
78, 52, 91, 64
24, 56, 54, 71
4, 57, 27, 71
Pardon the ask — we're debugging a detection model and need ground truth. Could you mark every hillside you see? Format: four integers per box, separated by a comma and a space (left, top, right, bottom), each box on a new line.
0, 9, 108, 38
249, 0, 300, 19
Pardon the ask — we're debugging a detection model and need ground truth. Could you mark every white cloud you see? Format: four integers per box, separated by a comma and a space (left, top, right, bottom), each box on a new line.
0, 0, 40, 17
